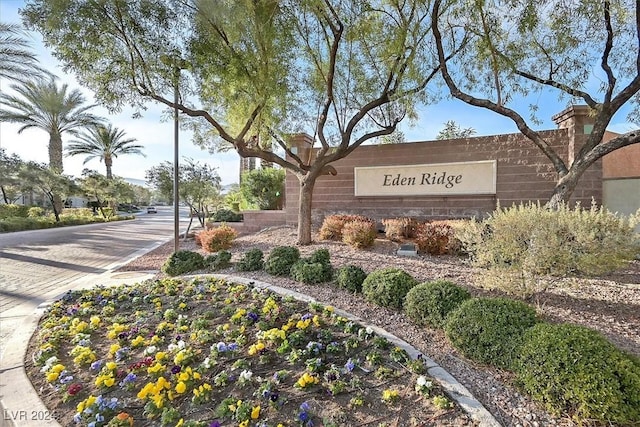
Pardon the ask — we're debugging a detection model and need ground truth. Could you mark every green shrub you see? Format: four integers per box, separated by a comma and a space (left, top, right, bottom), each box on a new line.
362, 268, 418, 309
210, 209, 244, 222
444, 297, 538, 369
290, 249, 333, 284
469, 202, 640, 297
264, 246, 300, 276
414, 222, 455, 255
206, 250, 232, 270
319, 214, 373, 240
404, 280, 471, 329
336, 265, 367, 293
516, 323, 640, 425
0, 216, 54, 232
161, 250, 205, 276
27, 207, 45, 217
61, 208, 95, 219
0, 204, 30, 219
382, 217, 418, 241
240, 167, 285, 210
309, 248, 330, 265
198, 225, 238, 253
342, 220, 377, 249
290, 260, 329, 284
236, 248, 264, 271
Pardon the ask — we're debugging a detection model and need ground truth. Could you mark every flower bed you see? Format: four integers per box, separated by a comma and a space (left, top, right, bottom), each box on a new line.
27, 277, 473, 426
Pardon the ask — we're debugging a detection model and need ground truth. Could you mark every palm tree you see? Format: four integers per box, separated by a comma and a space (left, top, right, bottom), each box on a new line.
0, 78, 103, 172
0, 22, 51, 84
67, 124, 145, 179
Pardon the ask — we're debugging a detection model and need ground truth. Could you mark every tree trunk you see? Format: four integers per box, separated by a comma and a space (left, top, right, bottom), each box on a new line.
184, 215, 194, 241
46, 191, 61, 222
48, 132, 64, 172
48, 131, 64, 213
105, 156, 113, 180
297, 175, 316, 245
547, 168, 582, 209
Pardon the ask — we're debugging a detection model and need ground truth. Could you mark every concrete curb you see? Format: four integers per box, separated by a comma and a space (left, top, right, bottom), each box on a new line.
1, 271, 501, 427
211, 274, 502, 427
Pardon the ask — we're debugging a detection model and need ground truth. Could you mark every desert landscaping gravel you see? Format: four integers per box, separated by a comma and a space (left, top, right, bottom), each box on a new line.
118, 226, 640, 427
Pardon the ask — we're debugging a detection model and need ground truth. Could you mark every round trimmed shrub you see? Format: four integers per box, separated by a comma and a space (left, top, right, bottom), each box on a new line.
444, 297, 537, 369
516, 323, 640, 425
162, 250, 205, 276
404, 280, 471, 328
309, 248, 330, 265
236, 248, 264, 271
290, 248, 333, 284
290, 260, 330, 284
264, 246, 300, 276
336, 265, 367, 293
206, 250, 232, 270
361, 268, 418, 309
198, 225, 237, 253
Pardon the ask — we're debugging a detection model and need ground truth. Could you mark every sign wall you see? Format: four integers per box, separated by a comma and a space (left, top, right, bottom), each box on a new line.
354, 160, 497, 196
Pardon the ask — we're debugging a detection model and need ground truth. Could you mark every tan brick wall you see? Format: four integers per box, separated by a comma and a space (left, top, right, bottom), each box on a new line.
603, 140, 640, 179
286, 126, 604, 227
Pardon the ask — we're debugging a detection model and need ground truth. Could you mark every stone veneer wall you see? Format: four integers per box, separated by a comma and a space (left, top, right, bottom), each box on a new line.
285, 106, 604, 227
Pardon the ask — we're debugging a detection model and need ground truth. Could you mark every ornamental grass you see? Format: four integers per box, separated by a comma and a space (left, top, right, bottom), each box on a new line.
27, 277, 469, 427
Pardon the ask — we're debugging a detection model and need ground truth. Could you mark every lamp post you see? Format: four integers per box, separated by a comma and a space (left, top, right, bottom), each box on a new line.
160, 51, 187, 254
173, 65, 180, 254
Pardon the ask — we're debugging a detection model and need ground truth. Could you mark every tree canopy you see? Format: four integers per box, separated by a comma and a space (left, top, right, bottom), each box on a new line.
431, 0, 640, 205
0, 22, 51, 84
22, 0, 443, 243
0, 149, 24, 204
435, 120, 476, 140
67, 123, 145, 179
145, 158, 222, 227
0, 78, 103, 172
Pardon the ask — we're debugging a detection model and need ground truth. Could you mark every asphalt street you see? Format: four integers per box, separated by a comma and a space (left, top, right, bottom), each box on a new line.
0, 207, 190, 426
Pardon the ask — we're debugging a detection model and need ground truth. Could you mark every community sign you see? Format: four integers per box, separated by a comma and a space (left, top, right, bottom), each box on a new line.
354, 160, 497, 196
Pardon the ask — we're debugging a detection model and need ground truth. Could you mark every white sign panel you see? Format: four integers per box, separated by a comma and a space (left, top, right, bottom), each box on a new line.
354, 160, 497, 196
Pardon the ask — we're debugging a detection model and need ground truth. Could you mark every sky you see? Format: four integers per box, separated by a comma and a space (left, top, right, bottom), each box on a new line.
0, 0, 637, 187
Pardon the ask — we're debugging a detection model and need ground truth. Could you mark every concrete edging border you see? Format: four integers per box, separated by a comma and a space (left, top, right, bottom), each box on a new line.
210, 273, 502, 427
1, 272, 502, 427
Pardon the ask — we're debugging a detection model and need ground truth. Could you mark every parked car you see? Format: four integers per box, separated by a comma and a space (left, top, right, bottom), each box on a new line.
147, 206, 157, 214
118, 203, 139, 212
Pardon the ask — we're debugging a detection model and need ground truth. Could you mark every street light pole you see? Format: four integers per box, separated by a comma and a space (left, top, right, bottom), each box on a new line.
173, 66, 180, 254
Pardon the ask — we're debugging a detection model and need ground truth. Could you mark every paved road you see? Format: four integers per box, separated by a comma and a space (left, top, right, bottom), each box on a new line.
0, 207, 194, 426
0, 207, 190, 344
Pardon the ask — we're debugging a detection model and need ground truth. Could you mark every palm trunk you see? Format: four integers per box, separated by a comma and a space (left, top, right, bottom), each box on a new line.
105, 156, 113, 179
48, 131, 64, 172
48, 131, 64, 213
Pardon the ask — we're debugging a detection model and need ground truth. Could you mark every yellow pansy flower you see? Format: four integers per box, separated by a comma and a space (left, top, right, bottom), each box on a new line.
175, 381, 187, 394
251, 405, 261, 419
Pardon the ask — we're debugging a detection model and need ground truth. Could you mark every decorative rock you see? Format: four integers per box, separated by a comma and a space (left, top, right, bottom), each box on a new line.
397, 243, 418, 257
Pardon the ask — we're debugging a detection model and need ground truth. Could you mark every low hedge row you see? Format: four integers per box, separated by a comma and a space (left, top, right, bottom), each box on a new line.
162, 244, 640, 425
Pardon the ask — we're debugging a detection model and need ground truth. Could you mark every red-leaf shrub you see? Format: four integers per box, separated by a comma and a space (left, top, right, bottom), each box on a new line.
319, 214, 373, 240
414, 221, 454, 255
382, 217, 418, 241
197, 225, 238, 253
342, 219, 377, 249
